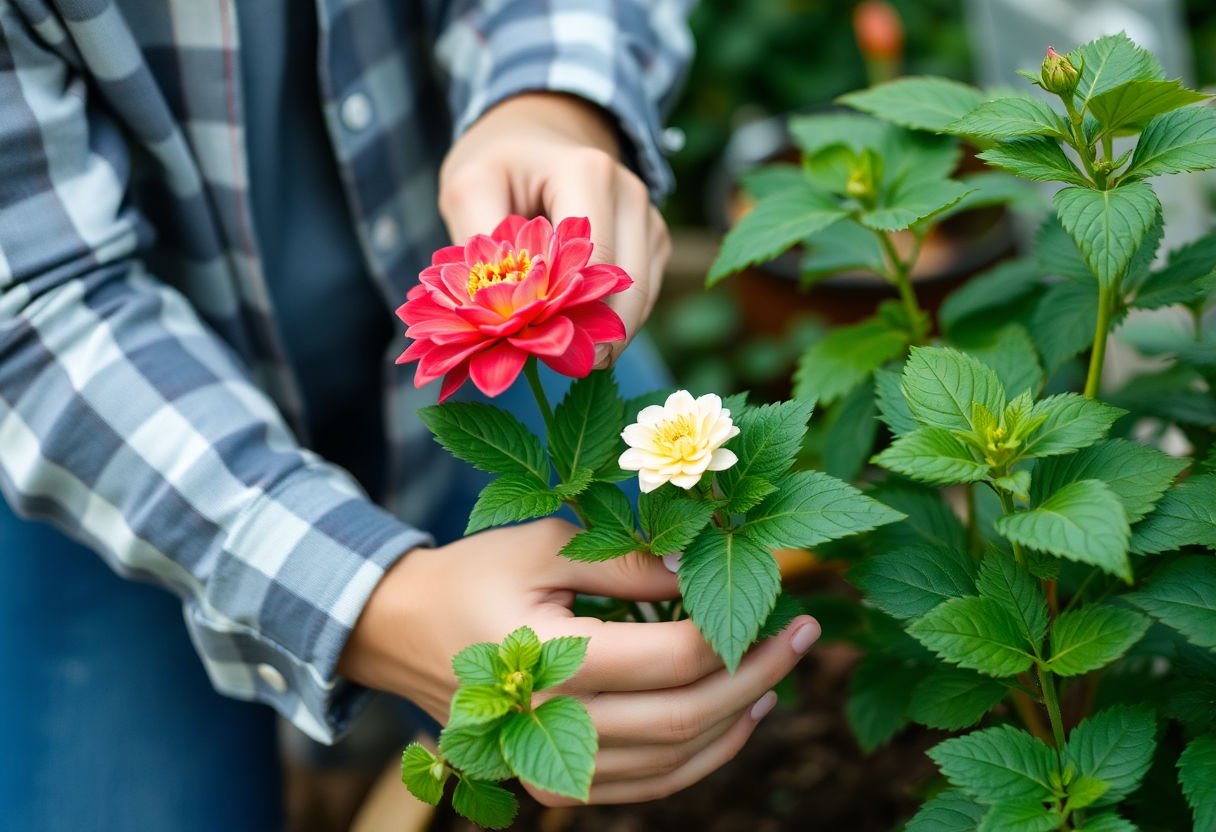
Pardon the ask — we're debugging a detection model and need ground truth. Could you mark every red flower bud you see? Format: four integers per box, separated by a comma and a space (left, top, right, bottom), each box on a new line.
853, 1, 904, 61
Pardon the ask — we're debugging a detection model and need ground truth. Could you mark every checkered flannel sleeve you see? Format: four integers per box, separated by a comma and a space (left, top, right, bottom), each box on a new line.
433, 0, 694, 201
0, 6, 428, 743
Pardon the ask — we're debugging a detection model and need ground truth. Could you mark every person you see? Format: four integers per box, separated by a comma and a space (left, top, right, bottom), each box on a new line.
0, 0, 821, 827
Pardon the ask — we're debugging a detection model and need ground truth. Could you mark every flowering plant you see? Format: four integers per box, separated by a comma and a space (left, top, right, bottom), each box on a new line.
396, 215, 901, 827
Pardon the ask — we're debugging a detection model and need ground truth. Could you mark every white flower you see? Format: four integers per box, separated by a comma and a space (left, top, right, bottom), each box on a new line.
618, 390, 740, 493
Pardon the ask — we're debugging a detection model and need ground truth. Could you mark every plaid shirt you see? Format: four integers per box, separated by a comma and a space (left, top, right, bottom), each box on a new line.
0, 0, 690, 742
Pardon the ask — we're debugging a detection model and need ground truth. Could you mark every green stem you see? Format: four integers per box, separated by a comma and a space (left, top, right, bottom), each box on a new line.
1083, 284, 1114, 399
1102, 133, 1114, 163
523, 358, 555, 434
997, 490, 1026, 566
1192, 306, 1204, 341
1037, 664, 1068, 751
875, 231, 928, 340
1063, 98, 1103, 188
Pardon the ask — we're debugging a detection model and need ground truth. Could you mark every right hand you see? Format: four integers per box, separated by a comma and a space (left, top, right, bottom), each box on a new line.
338, 517, 820, 805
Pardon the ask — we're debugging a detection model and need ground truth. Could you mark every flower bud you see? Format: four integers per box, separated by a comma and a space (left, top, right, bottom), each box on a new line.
1040, 47, 1079, 96
853, 1, 903, 61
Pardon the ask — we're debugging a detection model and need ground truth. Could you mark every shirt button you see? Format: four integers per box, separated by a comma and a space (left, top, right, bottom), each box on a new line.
341, 92, 373, 131
256, 663, 288, 693
372, 215, 400, 252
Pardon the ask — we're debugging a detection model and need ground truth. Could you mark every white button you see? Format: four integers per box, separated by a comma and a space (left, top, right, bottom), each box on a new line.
661, 126, 686, 153
372, 215, 400, 252
256, 663, 287, 693
341, 93, 373, 131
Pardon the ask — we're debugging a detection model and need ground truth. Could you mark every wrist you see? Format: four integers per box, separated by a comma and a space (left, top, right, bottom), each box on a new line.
481, 92, 621, 158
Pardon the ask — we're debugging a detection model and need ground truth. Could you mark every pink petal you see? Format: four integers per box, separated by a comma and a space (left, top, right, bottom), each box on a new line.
464, 234, 500, 265
416, 340, 489, 386
404, 314, 477, 340
472, 281, 519, 318
554, 217, 591, 248
431, 245, 466, 266
577, 263, 633, 302
438, 363, 470, 402
508, 315, 575, 357
514, 216, 553, 257
491, 215, 528, 242
438, 263, 472, 301
540, 327, 595, 378
549, 238, 593, 284
469, 342, 528, 398
510, 257, 550, 307
395, 338, 432, 365
564, 302, 626, 343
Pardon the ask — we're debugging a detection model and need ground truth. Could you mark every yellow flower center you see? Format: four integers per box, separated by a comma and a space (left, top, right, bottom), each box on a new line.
467, 249, 533, 297
656, 415, 699, 460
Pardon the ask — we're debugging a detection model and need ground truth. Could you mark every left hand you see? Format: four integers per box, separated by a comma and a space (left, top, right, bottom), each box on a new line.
438, 92, 671, 369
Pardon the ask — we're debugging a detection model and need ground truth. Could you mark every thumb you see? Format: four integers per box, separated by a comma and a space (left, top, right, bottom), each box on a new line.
554, 550, 679, 602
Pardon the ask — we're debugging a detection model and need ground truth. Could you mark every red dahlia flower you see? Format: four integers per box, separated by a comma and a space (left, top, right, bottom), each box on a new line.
396, 215, 632, 401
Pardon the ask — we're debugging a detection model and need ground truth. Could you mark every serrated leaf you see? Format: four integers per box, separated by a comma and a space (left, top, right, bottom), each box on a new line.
801, 218, 887, 278
1130, 476, 1216, 555
861, 180, 974, 232
740, 163, 810, 199
873, 427, 990, 485
450, 685, 514, 726
908, 669, 1009, 731
743, 470, 904, 551
550, 371, 624, 480
452, 778, 518, 830
947, 96, 1067, 140
639, 492, 715, 555
724, 476, 777, 514
500, 696, 597, 800
1120, 319, 1216, 369
1132, 232, 1216, 309
846, 654, 919, 752
1125, 105, 1216, 180
439, 718, 513, 781
1047, 606, 1150, 676
1179, 734, 1216, 832
1031, 440, 1186, 524
935, 171, 1042, 224
756, 593, 804, 640
1035, 216, 1095, 282
1078, 814, 1139, 832
719, 398, 815, 494
499, 626, 541, 673
453, 642, 505, 687
901, 346, 1006, 433
575, 481, 635, 534
850, 544, 978, 621
869, 482, 969, 553
1020, 394, 1126, 459
466, 475, 563, 534
905, 788, 987, 832
1127, 557, 1216, 649
533, 637, 589, 690
708, 183, 847, 285
998, 479, 1131, 580
419, 403, 549, 481
821, 379, 879, 483
909, 596, 1036, 677
401, 743, 447, 806
839, 76, 988, 132
979, 802, 1059, 832
1070, 33, 1165, 103
928, 724, 1057, 803
956, 324, 1044, 399
874, 367, 917, 437
560, 526, 639, 562
1053, 183, 1161, 290
1064, 705, 1156, 804
1029, 280, 1101, 371
979, 136, 1091, 187
940, 258, 1045, 336
793, 319, 908, 406
1089, 79, 1208, 133
978, 549, 1048, 648
1066, 775, 1111, 812
679, 527, 780, 672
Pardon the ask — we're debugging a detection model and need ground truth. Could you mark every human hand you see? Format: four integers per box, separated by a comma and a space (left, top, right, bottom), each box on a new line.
338, 518, 820, 805
438, 93, 671, 368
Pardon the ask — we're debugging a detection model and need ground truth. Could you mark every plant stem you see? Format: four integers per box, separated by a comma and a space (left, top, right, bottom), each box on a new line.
1011, 687, 1054, 744
876, 231, 928, 340
1192, 306, 1205, 341
1037, 665, 1068, 750
523, 358, 555, 434
997, 490, 1026, 566
1083, 284, 1114, 399
1063, 97, 1103, 188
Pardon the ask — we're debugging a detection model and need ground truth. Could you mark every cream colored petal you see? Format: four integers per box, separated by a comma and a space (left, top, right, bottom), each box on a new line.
707, 448, 738, 471
621, 423, 658, 448
638, 470, 668, 493
665, 389, 697, 412
618, 447, 648, 470
669, 471, 703, 489
636, 404, 667, 426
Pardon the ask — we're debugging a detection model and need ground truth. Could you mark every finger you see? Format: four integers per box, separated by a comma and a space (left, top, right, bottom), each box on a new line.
438, 165, 513, 243
551, 616, 723, 693
596, 168, 655, 366
550, 549, 679, 602
546, 148, 618, 268
643, 205, 671, 321
587, 616, 818, 746
590, 709, 738, 783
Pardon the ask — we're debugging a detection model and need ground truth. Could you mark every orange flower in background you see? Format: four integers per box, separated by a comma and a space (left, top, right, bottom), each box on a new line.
396, 215, 632, 400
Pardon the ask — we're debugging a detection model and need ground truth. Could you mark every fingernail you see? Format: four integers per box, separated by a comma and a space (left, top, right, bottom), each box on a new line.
790, 618, 821, 656
662, 553, 681, 574
750, 690, 778, 722
593, 344, 612, 368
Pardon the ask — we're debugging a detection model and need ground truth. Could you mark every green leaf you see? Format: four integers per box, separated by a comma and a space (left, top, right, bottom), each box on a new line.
909, 596, 1036, 677
979, 802, 1060, 832
1128, 557, 1216, 649
743, 470, 905, 551
723, 476, 777, 514
560, 526, 639, 562
639, 491, 715, 555
998, 479, 1131, 580
452, 643, 505, 687
740, 164, 809, 199
1130, 476, 1216, 555
846, 654, 919, 752
978, 136, 1091, 187
1078, 814, 1140, 832
901, 346, 1006, 433
940, 259, 1045, 337
451, 778, 518, 830
1020, 395, 1126, 459
861, 180, 975, 232
1089, 79, 1208, 133
1048, 606, 1151, 676
792, 319, 908, 406
419, 403, 549, 481
719, 398, 815, 494
874, 367, 917, 437
1179, 734, 1216, 832
756, 593, 804, 640
801, 218, 887, 278
466, 475, 563, 534
947, 96, 1067, 140
1065, 776, 1111, 811
1064, 705, 1156, 808
905, 788, 987, 832
1053, 183, 1162, 290
928, 724, 1057, 802
1070, 33, 1164, 103
439, 718, 513, 781
500, 696, 597, 800
499, 626, 541, 673
978, 549, 1048, 648
549, 371, 624, 480
450, 685, 514, 726
679, 527, 779, 672
869, 483, 968, 553
1031, 440, 1186, 524
839, 76, 988, 132
1132, 232, 1216, 309
1125, 105, 1216, 180
821, 379, 879, 483
850, 544, 978, 621
872, 428, 990, 485
401, 743, 448, 806
908, 669, 1009, 731
1029, 280, 1100, 372
935, 171, 1042, 224
1035, 216, 1095, 282
576, 481, 635, 534
708, 183, 847, 285
956, 324, 1044, 399
533, 637, 589, 690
